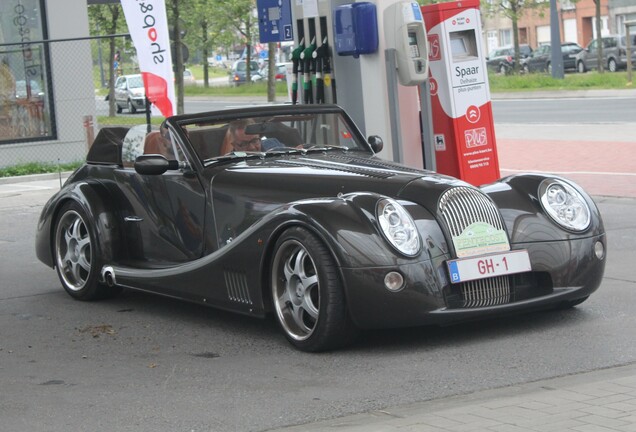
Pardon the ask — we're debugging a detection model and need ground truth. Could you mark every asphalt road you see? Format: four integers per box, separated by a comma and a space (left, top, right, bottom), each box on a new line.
96, 91, 636, 124
1, 116, 636, 431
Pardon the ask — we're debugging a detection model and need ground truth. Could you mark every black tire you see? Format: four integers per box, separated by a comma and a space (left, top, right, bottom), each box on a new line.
116, 104, 122, 114
54, 202, 120, 301
577, 61, 586, 73
523, 64, 529, 74
547, 61, 552, 74
127, 99, 137, 114
271, 227, 358, 352
499, 64, 507, 75
608, 58, 617, 72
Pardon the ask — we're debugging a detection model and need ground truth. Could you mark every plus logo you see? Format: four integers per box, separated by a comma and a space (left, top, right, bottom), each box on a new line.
428, 34, 441, 61
464, 127, 488, 148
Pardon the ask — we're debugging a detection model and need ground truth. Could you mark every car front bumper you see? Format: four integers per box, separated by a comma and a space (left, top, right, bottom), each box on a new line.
342, 235, 606, 329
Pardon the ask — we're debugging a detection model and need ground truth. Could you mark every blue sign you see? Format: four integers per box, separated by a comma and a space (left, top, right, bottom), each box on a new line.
260, 50, 268, 59
257, 0, 293, 43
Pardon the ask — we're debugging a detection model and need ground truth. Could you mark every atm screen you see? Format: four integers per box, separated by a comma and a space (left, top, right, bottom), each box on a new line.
451, 38, 467, 56
408, 31, 420, 58
449, 30, 478, 61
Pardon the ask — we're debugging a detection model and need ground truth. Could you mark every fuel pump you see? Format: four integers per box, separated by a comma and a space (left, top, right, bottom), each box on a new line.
321, 39, 336, 104
301, 37, 317, 104
290, 38, 305, 105
313, 39, 325, 104
286, 0, 425, 167
421, 0, 500, 185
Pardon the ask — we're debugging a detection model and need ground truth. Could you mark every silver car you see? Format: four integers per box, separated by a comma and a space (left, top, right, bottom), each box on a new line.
576, 35, 636, 73
114, 74, 147, 114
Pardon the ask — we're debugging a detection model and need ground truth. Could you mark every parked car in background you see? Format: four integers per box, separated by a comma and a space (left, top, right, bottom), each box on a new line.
228, 60, 261, 86
260, 62, 289, 81
486, 44, 533, 74
576, 34, 636, 73
521, 42, 583, 73
183, 68, 196, 85
15, 79, 44, 101
114, 74, 146, 114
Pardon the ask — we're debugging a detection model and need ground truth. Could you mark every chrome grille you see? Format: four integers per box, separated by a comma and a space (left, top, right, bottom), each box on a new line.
438, 186, 505, 238
460, 276, 510, 308
224, 271, 252, 305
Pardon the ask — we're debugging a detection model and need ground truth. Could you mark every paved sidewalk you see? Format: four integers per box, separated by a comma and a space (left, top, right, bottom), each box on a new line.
270, 363, 636, 431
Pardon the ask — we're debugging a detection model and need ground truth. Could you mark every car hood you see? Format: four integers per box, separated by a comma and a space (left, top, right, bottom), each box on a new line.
208, 152, 470, 213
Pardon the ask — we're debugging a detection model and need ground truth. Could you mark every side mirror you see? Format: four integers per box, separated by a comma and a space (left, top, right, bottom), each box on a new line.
134, 154, 180, 175
368, 135, 383, 153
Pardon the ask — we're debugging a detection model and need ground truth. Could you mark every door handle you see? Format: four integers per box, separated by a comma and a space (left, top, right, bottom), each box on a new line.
124, 216, 143, 222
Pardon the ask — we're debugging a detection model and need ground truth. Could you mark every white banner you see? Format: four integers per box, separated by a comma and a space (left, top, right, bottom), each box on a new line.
121, 0, 175, 117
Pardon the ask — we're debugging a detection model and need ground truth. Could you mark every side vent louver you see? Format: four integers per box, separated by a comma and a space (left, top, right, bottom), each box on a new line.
224, 271, 252, 305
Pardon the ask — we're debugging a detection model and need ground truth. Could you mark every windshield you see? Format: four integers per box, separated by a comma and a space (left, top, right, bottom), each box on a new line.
181, 111, 369, 162
128, 75, 144, 88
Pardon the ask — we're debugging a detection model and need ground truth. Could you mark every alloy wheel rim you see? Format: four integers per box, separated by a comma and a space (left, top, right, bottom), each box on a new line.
272, 239, 320, 341
55, 211, 92, 291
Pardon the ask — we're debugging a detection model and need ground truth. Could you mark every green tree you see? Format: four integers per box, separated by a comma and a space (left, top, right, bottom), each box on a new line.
88, 3, 125, 117
181, 0, 223, 88
593, 0, 604, 73
213, 0, 258, 83
166, 0, 186, 114
483, 0, 548, 74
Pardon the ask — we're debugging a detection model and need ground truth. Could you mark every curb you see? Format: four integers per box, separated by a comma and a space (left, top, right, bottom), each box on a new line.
491, 88, 636, 99
0, 171, 72, 185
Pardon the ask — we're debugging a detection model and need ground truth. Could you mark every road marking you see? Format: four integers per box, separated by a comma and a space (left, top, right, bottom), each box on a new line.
0, 184, 54, 194
501, 168, 636, 176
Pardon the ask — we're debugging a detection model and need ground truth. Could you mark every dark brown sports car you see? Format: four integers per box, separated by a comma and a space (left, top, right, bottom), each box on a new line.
35, 104, 606, 351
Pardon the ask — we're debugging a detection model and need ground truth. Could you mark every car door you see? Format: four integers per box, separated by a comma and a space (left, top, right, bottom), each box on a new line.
114, 77, 126, 106
115, 125, 207, 267
529, 45, 548, 72
584, 39, 599, 70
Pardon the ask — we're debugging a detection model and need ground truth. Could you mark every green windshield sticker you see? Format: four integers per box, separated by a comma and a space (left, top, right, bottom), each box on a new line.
452, 222, 510, 258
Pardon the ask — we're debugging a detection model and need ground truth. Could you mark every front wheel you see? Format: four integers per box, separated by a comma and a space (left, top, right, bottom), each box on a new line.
271, 227, 358, 352
499, 64, 507, 75
577, 61, 586, 73
608, 58, 617, 72
54, 202, 119, 300
127, 99, 137, 114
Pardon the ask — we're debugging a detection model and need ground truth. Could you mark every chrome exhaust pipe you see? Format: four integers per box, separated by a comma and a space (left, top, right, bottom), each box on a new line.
102, 266, 116, 287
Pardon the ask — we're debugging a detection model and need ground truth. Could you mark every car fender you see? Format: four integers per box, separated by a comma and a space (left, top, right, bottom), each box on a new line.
35, 179, 120, 270
260, 191, 442, 271
481, 173, 605, 244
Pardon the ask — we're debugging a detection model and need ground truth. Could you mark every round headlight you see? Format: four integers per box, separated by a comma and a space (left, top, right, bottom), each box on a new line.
540, 179, 591, 232
376, 199, 421, 256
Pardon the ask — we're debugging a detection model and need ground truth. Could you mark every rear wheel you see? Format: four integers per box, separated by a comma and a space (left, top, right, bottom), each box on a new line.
116, 104, 122, 114
271, 227, 358, 352
54, 202, 119, 300
499, 64, 507, 75
608, 58, 617, 72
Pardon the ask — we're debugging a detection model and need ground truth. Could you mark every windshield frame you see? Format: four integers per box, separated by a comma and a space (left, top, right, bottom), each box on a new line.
165, 105, 373, 165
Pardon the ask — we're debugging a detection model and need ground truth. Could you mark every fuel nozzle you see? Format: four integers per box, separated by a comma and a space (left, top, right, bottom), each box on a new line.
291, 38, 305, 105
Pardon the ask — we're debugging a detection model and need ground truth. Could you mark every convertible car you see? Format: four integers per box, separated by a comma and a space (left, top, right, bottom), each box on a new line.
35, 104, 606, 351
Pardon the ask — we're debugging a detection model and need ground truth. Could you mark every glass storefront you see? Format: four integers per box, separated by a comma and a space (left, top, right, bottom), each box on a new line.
0, 0, 54, 143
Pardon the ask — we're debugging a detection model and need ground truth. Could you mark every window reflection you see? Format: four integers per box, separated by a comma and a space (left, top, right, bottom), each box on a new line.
0, 0, 52, 143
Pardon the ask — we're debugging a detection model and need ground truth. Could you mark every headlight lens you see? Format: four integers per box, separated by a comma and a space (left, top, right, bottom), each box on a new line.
376, 199, 421, 256
540, 179, 591, 231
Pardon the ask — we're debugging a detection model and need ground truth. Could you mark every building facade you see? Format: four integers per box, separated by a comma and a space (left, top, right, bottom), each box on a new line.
481, 0, 617, 54
0, 0, 95, 167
